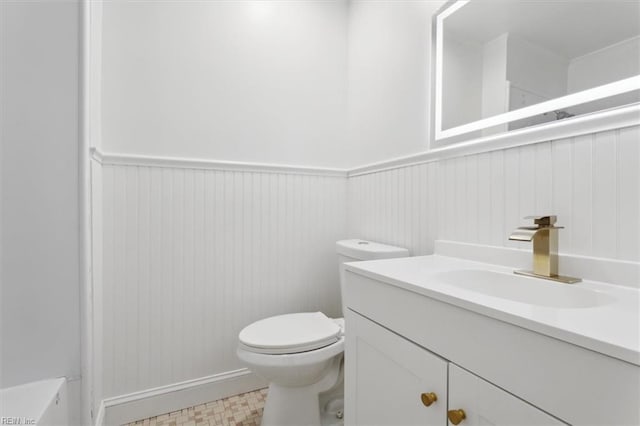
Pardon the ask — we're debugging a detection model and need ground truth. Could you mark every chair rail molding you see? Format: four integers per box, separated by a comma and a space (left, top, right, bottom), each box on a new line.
90, 148, 348, 178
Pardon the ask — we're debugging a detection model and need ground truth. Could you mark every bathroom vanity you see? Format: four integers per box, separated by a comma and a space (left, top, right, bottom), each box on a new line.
342, 244, 640, 425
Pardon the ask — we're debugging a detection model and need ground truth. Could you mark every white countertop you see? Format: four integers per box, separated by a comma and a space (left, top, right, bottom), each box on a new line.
345, 254, 640, 366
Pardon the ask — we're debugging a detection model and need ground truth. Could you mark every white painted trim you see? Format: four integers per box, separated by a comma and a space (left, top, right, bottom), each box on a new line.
349, 103, 640, 176
93, 401, 105, 426
79, 0, 93, 424
90, 148, 348, 177
434, 240, 640, 289
101, 369, 267, 426
90, 147, 103, 163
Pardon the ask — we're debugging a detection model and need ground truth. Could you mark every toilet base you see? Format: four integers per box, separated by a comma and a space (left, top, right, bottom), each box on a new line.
319, 388, 344, 426
262, 383, 324, 426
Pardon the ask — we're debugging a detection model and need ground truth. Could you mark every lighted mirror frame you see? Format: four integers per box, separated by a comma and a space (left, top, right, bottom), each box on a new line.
432, 0, 640, 146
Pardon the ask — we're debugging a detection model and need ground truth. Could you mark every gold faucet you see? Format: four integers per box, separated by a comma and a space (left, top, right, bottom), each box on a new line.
509, 215, 581, 284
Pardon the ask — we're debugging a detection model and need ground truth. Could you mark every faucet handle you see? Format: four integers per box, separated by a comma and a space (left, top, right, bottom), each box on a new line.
524, 215, 557, 226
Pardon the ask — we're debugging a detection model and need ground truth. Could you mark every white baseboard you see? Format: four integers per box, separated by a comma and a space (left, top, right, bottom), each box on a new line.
99, 369, 267, 426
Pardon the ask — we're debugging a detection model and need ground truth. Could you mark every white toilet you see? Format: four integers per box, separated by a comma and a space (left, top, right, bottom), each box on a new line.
237, 239, 409, 426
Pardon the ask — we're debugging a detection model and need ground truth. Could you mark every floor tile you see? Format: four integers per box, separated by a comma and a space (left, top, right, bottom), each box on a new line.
124, 388, 268, 426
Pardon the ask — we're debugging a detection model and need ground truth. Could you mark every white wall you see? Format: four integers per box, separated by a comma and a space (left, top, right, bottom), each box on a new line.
0, 0, 80, 388
101, 0, 348, 168
565, 35, 640, 119
568, 36, 640, 94
347, 0, 443, 165
100, 163, 346, 397
442, 36, 482, 130
506, 34, 568, 101
480, 33, 509, 136
349, 126, 640, 263
505, 34, 568, 131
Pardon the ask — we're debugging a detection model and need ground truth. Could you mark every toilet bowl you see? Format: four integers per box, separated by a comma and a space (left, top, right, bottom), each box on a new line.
237, 240, 409, 426
237, 312, 344, 426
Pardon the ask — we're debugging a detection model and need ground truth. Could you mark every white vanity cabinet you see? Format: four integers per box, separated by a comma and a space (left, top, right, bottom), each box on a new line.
447, 364, 564, 426
343, 266, 640, 426
346, 309, 565, 426
345, 309, 448, 425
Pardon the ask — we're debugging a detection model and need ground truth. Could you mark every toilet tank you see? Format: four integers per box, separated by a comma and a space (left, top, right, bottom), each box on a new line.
336, 239, 409, 264
336, 239, 409, 316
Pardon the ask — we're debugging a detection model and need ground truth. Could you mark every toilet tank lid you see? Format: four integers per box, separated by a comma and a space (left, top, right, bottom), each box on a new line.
336, 239, 409, 261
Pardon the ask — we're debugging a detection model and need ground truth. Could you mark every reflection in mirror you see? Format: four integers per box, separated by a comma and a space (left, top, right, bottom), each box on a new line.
436, 0, 640, 140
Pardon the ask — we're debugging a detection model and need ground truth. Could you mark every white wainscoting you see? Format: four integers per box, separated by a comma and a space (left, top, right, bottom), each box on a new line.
348, 125, 640, 262
100, 162, 347, 398
95, 124, 637, 417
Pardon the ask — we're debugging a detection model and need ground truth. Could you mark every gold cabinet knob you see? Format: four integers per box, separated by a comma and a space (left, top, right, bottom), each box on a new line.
447, 409, 466, 425
420, 392, 438, 407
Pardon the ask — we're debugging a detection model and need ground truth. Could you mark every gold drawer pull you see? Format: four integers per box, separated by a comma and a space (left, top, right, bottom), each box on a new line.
420, 392, 437, 407
448, 409, 466, 425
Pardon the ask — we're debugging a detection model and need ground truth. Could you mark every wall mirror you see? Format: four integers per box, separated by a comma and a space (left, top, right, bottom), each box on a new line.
432, 0, 640, 145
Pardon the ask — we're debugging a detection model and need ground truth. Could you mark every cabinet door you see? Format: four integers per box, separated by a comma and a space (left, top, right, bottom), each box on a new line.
447, 364, 566, 426
345, 310, 448, 426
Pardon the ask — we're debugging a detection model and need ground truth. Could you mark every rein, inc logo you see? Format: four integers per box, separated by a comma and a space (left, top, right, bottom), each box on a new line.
1, 418, 36, 425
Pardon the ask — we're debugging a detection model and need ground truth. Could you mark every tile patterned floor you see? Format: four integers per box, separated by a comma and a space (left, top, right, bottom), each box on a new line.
124, 388, 268, 426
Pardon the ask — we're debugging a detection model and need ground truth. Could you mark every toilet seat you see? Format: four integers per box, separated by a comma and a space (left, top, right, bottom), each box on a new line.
238, 337, 344, 368
239, 312, 341, 355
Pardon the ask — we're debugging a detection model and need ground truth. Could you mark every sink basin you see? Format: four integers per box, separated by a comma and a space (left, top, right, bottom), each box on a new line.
435, 269, 615, 309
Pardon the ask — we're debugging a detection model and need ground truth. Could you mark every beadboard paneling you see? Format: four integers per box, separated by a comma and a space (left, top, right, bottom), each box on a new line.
348, 162, 438, 256
101, 165, 346, 397
348, 126, 640, 262
99, 125, 638, 399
